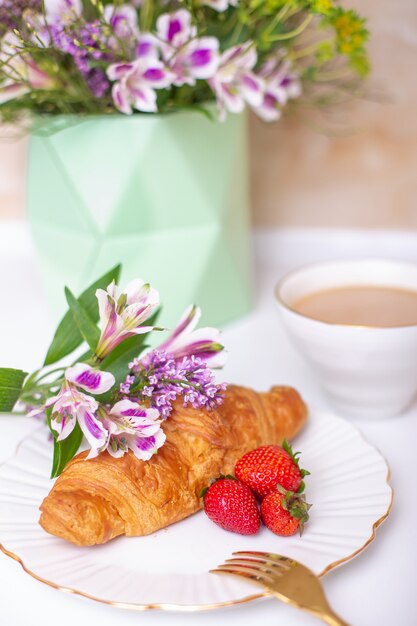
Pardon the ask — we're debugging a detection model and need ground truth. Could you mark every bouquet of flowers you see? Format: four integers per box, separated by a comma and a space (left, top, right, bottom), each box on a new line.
0, 265, 227, 476
0, 0, 369, 123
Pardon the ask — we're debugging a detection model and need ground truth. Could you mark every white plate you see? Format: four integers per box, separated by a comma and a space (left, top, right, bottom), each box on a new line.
0, 408, 392, 611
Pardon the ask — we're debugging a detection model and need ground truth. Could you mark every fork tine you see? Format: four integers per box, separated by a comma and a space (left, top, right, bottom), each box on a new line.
228, 555, 289, 571
211, 564, 273, 583
209, 567, 266, 584
233, 551, 292, 569
225, 557, 284, 576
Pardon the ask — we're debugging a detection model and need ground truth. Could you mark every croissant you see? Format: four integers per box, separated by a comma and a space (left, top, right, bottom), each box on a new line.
39, 384, 307, 546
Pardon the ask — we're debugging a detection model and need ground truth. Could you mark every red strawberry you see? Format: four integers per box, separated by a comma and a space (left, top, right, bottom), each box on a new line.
261, 486, 311, 537
201, 475, 261, 535
235, 440, 310, 498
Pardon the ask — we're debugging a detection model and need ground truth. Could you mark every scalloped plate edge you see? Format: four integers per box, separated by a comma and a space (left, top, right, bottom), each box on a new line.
0, 420, 393, 612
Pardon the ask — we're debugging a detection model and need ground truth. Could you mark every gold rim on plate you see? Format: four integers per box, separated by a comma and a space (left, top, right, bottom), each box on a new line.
0, 428, 393, 612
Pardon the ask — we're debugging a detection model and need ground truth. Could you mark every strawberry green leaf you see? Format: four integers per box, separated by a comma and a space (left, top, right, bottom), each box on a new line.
282, 438, 310, 480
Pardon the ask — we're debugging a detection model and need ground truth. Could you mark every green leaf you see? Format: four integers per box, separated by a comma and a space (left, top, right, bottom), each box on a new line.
97, 308, 161, 403
44, 264, 121, 366
50, 421, 83, 478
0, 368, 28, 412
65, 287, 100, 351
20, 368, 41, 394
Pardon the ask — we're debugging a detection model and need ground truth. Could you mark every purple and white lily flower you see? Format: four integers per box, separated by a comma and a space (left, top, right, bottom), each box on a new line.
44, 0, 82, 25
156, 9, 219, 86
95, 279, 160, 358
104, 4, 140, 47
37, 364, 165, 460
199, 0, 238, 12
169, 37, 219, 86
107, 56, 174, 114
104, 399, 166, 461
44, 381, 107, 460
255, 58, 302, 122
49, 364, 114, 455
156, 9, 196, 52
157, 305, 226, 367
209, 41, 264, 120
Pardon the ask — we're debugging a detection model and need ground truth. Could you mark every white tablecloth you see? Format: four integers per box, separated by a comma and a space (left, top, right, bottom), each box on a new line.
1, 221, 416, 626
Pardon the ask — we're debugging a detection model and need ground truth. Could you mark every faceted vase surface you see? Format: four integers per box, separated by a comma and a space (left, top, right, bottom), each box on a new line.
27, 110, 252, 327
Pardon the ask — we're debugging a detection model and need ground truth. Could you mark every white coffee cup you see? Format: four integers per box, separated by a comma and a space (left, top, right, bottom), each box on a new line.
275, 258, 417, 419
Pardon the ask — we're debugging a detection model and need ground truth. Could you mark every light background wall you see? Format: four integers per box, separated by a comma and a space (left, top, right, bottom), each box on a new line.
250, 0, 417, 228
0, 0, 416, 227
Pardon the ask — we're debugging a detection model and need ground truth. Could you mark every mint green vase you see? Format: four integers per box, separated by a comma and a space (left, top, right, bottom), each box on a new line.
27, 111, 252, 327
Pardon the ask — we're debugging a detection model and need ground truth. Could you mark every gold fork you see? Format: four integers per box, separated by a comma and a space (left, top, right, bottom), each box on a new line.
211, 551, 350, 626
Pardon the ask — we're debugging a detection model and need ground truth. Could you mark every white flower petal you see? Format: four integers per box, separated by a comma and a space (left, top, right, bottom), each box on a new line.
201, 0, 238, 10
220, 84, 245, 114
111, 400, 160, 425
51, 411, 77, 441
254, 92, 282, 122
65, 363, 115, 395
240, 72, 264, 107
77, 407, 109, 451
136, 33, 160, 60
131, 85, 158, 112
26, 406, 45, 420
186, 37, 219, 80
123, 278, 147, 304
122, 301, 158, 327
156, 9, 194, 47
85, 446, 100, 460
106, 62, 135, 81
127, 427, 166, 461
111, 81, 133, 115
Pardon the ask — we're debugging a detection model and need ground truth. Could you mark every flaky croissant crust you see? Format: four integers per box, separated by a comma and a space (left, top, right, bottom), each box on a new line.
39, 385, 307, 545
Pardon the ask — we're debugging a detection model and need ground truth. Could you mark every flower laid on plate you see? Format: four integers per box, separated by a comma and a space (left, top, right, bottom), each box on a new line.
0, 1, 369, 122
0, 264, 226, 476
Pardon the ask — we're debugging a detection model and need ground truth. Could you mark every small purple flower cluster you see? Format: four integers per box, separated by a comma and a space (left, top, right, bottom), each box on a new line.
121, 350, 227, 418
50, 20, 110, 97
0, 0, 41, 31
120, 374, 135, 395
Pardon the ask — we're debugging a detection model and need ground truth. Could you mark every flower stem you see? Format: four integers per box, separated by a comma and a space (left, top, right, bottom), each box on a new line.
34, 367, 66, 384
269, 15, 314, 42
263, 4, 295, 37
140, 0, 154, 32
